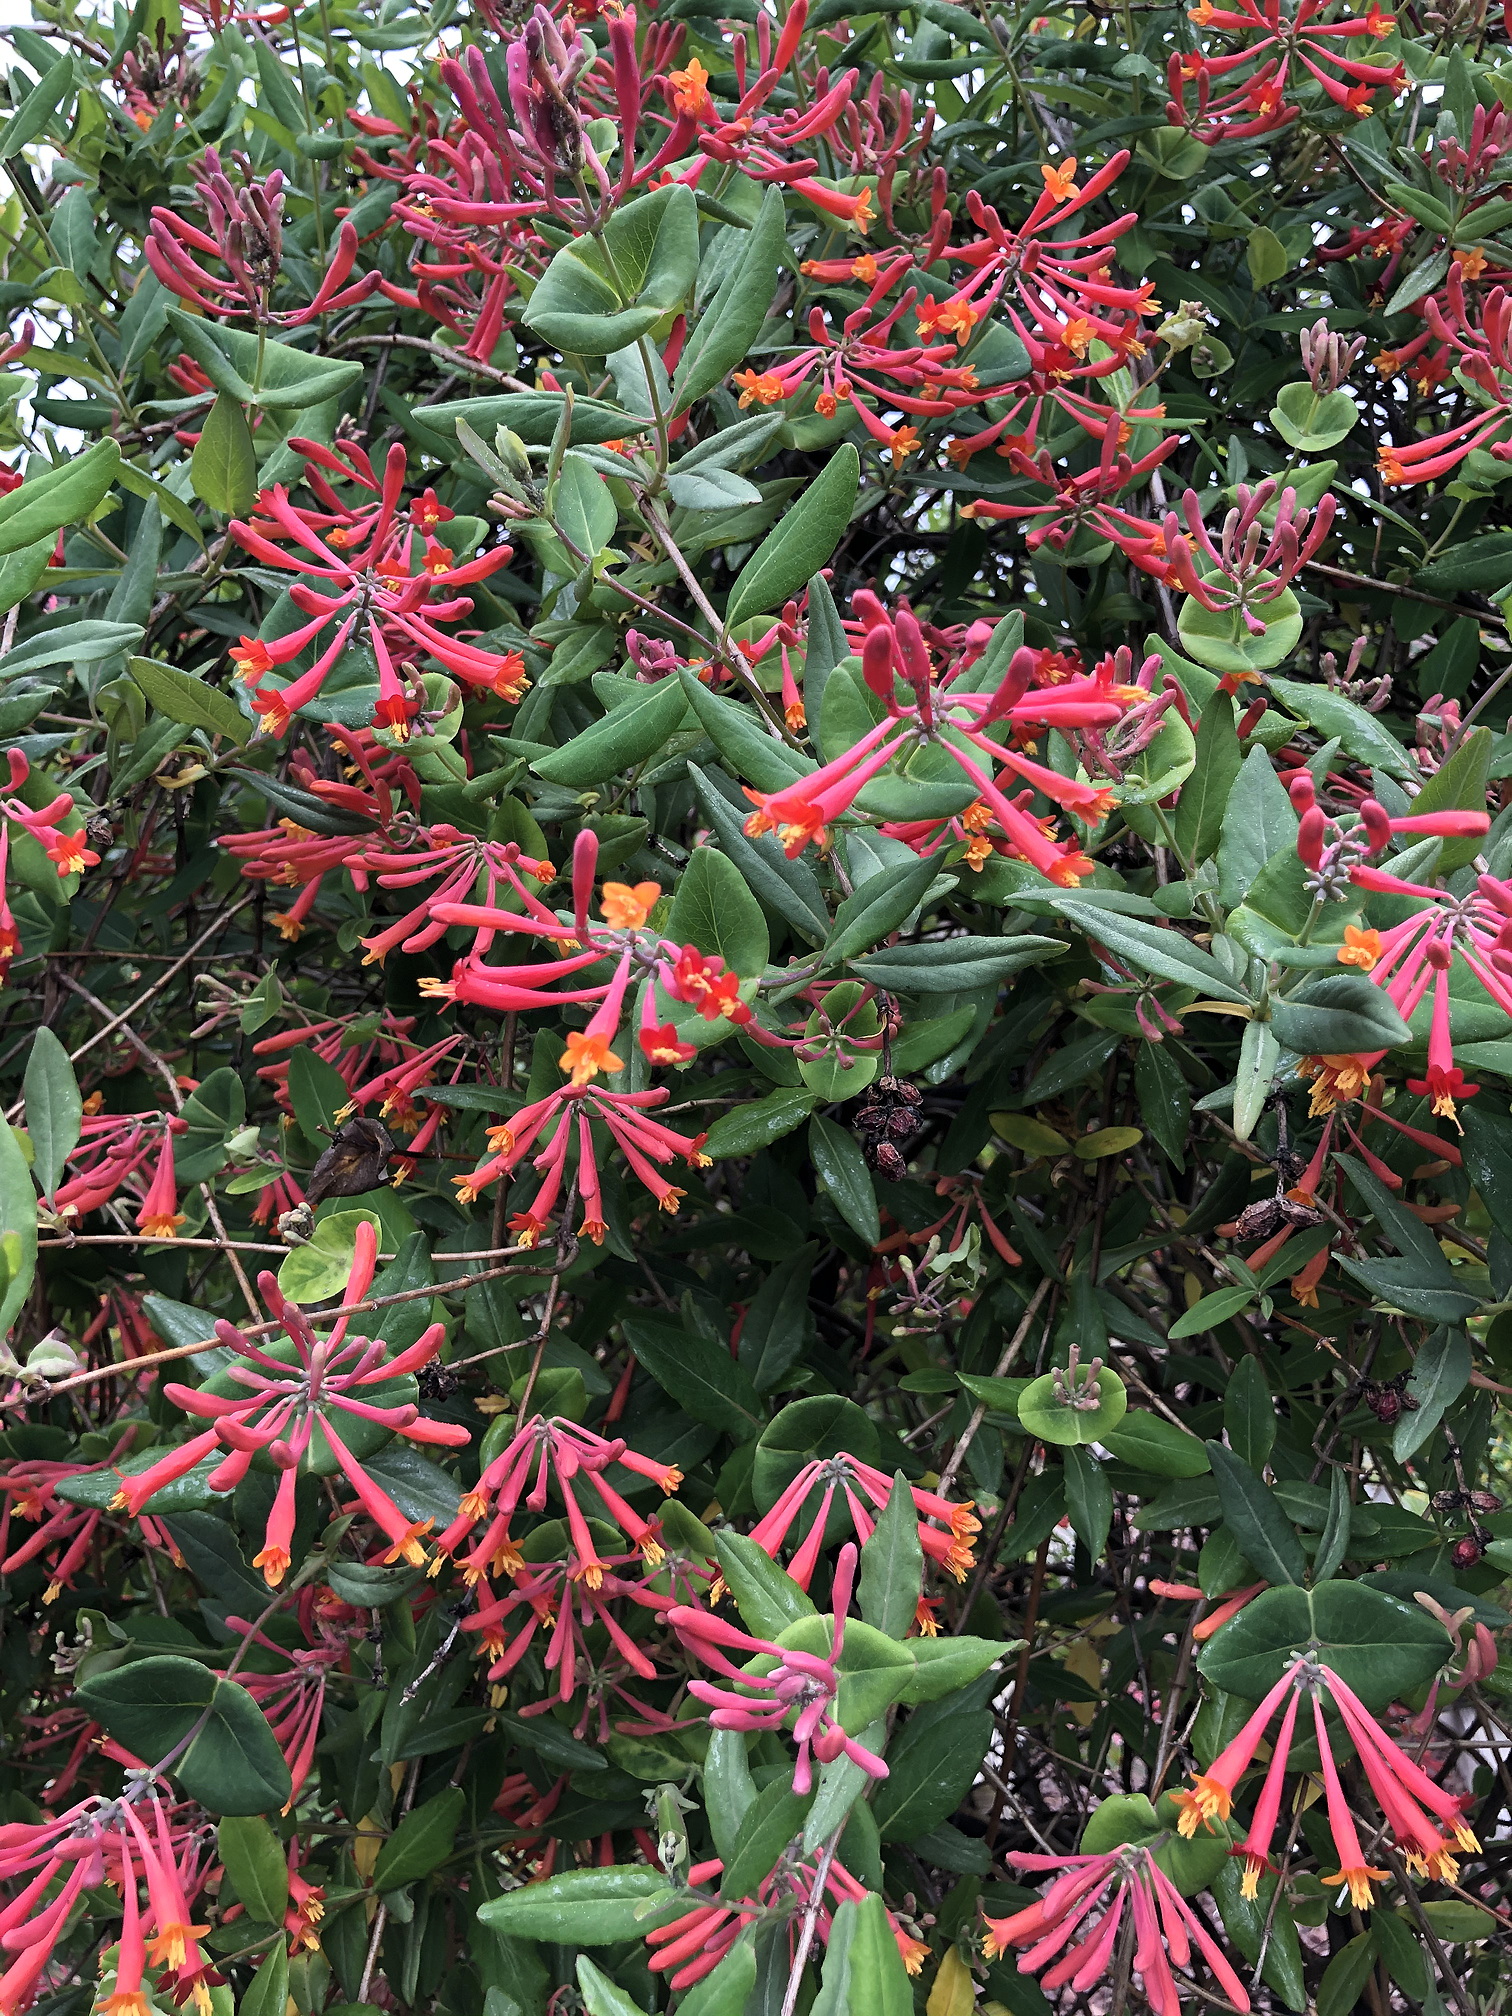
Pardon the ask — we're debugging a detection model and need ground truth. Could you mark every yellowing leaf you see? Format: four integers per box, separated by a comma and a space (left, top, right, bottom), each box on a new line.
990, 1113, 1069, 1156
926, 1946, 974, 2016
1061, 1637, 1103, 1727
1073, 1126, 1144, 1160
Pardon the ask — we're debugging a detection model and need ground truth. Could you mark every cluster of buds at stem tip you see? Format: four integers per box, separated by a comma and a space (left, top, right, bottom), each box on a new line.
1292, 769, 1489, 905
452, 5, 593, 187
1162, 481, 1336, 634
1050, 1342, 1105, 1411
669, 1543, 888, 1795
1299, 316, 1365, 394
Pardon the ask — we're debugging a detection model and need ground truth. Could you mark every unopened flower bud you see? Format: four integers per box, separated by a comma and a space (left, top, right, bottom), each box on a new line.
1359, 798, 1392, 854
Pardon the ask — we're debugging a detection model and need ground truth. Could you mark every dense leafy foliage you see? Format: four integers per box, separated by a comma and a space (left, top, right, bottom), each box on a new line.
7, 1, 1512, 2014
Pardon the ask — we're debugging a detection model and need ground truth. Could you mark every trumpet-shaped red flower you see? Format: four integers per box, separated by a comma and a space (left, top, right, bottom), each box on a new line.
0, 1790, 216, 2016
646, 1848, 926, 1989
670, 1543, 888, 1794
1170, 0, 1403, 144
440, 1411, 684, 1586
748, 1450, 979, 1587
111, 1221, 467, 1583
741, 592, 1126, 883
1171, 1653, 1476, 1906
227, 441, 522, 737
985, 1842, 1251, 2014
145, 147, 378, 324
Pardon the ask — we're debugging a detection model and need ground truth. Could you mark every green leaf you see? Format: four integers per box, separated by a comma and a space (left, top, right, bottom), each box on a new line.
287, 1043, 353, 1153
531, 677, 689, 787
1134, 1040, 1191, 1167
676, 1937, 756, 2016
897, 1636, 1005, 1705
241, 1948, 288, 2016
1313, 1466, 1352, 1585
1372, 1904, 1432, 2002
218, 1816, 290, 1926
704, 1727, 758, 1863
1464, 1100, 1512, 1226
1218, 745, 1299, 907
714, 1530, 817, 1637
1178, 587, 1302, 675
822, 852, 940, 968
1418, 1902, 1496, 1942
1337, 1153, 1449, 1274
1100, 1413, 1210, 1477
1018, 1367, 1126, 1445
1172, 690, 1241, 865
176, 1066, 247, 1182
115, 457, 206, 551
525, 184, 699, 353
1224, 1356, 1276, 1471
853, 1892, 916, 2016
702, 1085, 818, 1157
689, 762, 828, 941
739, 1244, 817, 1394
0, 620, 145, 680
554, 451, 618, 560
1267, 675, 1415, 780
374, 1787, 465, 1892
1269, 382, 1359, 452
668, 846, 770, 977
166, 309, 365, 412
1211, 1860, 1307, 2011
1054, 901, 1251, 1003
1196, 1580, 1450, 1705
809, 1116, 880, 1247
1317, 1933, 1377, 2016
128, 655, 250, 746
726, 444, 860, 625
0, 53, 74, 160
1392, 1327, 1472, 1461
1386, 244, 1449, 315
1270, 970, 1412, 1054
674, 184, 786, 413
623, 1314, 764, 1440
1205, 1441, 1306, 1585
191, 394, 259, 516
1246, 225, 1288, 288
721, 1776, 812, 1898
1232, 1017, 1280, 1144
858, 1473, 923, 1639
1168, 1285, 1256, 1337
1062, 1445, 1113, 1558
847, 933, 1065, 993
23, 1027, 80, 1203
679, 671, 815, 792
872, 1706, 994, 1840
477, 1867, 681, 1943
576, 1959, 649, 2016
0, 439, 121, 556
77, 1655, 292, 1814
277, 1210, 377, 1305
0, 1122, 38, 1345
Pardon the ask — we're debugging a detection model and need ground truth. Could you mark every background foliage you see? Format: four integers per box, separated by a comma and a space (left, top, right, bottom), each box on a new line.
6, 0, 1512, 2014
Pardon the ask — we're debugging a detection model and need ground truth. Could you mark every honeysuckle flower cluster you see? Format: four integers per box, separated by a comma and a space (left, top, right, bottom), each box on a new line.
748, 1452, 979, 1588
112, 1222, 466, 1583
0, 1789, 217, 2016
983, 1843, 1253, 2014
1172, 1655, 1479, 1903
742, 589, 1128, 882
228, 442, 524, 737
670, 1543, 888, 1794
